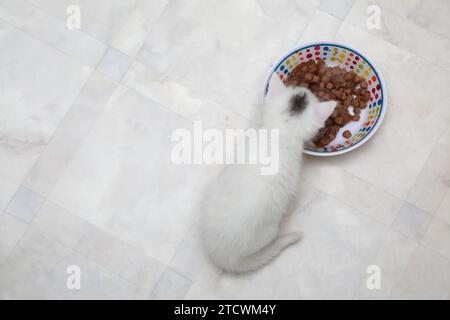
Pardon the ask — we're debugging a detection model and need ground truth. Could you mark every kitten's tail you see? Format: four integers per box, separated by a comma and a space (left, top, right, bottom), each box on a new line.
226, 232, 302, 273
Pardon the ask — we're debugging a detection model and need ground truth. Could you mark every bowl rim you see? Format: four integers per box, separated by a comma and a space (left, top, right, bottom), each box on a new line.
262, 40, 387, 157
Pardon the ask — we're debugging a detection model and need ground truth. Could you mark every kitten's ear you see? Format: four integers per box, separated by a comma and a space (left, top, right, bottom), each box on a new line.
315, 100, 337, 123
265, 74, 285, 100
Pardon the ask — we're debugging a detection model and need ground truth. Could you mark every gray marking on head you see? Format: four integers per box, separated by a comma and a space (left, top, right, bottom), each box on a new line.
289, 92, 309, 116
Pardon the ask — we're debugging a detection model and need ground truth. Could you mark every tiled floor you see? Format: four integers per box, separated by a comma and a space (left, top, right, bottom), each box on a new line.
1, 0, 450, 299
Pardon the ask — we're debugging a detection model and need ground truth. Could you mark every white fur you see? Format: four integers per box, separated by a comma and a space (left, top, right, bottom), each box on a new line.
200, 84, 336, 273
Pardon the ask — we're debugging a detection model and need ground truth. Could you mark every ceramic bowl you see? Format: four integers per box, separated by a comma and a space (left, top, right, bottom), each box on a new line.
263, 41, 387, 156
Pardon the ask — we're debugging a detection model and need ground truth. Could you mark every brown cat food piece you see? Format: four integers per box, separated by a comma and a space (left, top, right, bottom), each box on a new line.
360, 80, 368, 89
310, 83, 319, 92
344, 73, 353, 81
358, 100, 368, 109
344, 96, 352, 106
334, 117, 344, 125
322, 73, 331, 83
325, 118, 334, 127
308, 64, 317, 73
343, 130, 352, 139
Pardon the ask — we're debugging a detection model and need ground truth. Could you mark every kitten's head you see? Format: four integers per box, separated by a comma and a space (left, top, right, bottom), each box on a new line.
264, 81, 335, 140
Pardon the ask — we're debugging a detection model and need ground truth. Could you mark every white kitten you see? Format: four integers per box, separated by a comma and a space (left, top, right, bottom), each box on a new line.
200, 81, 336, 273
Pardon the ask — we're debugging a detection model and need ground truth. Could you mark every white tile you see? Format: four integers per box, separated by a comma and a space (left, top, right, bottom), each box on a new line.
118, 253, 166, 293
0, 227, 74, 299
32, 200, 88, 248
354, 230, 417, 299
23, 72, 119, 197
136, 0, 318, 120
48, 87, 218, 264
74, 224, 166, 288
0, 176, 17, 212
0, 25, 91, 205
187, 262, 223, 296
185, 283, 224, 300
43, 251, 148, 299
392, 245, 450, 299
391, 202, 432, 242
407, 183, 449, 218
6, 186, 45, 223
0, 0, 107, 67
190, 100, 255, 131
421, 218, 450, 260
345, 0, 450, 70
0, 227, 146, 299
301, 160, 403, 226
168, 225, 206, 281
151, 268, 193, 299
298, 9, 342, 43
122, 60, 205, 118
111, 0, 169, 57
348, 0, 450, 42
32, 200, 166, 292
292, 183, 321, 213
319, 0, 355, 20
407, 0, 450, 41
354, 275, 395, 300
28, 0, 136, 44
407, 130, 450, 214
374, 231, 418, 280
284, 193, 389, 299
217, 267, 302, 300
436, 190, 450, 226
0, 213, 27, 264
96, 47, 131, 82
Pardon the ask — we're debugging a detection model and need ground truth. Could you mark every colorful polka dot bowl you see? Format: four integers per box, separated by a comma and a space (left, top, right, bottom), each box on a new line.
263, 41, 387, 156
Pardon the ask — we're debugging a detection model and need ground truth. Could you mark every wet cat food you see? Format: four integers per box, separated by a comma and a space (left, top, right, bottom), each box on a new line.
285, 59, 369, 147
343, 130, 352, 139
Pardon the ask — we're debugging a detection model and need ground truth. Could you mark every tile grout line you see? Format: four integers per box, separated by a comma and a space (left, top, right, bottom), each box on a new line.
388, 240, 450, 299
317, 189, 421, 301
0, 12, 106, 69
150, 265, 194, 300
0, 39, 118, 272
22, 203, 166, 298
294, 4, 320, 44
19, 40, 126, 200
0, 17, 103, 204
118, 0, 174, 62
32, 197, 169, 281
402, 126, 450, 218
23, 0, 130, 49
340, 0, 356, 23
341, 7, 450, 74
0, 211, 29, 269
17, 71, 97, 196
